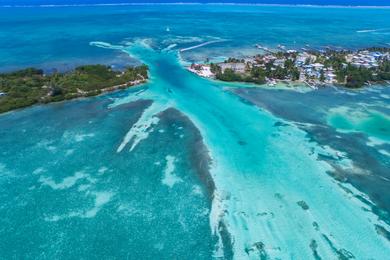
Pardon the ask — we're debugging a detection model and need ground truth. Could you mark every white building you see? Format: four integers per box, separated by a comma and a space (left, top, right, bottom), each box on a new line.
274, 59, 285, 67
219, 63, 246, 73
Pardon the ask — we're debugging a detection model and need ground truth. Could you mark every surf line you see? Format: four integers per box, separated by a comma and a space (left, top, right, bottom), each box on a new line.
179, 39, 228, 52
356, 28, 390, 33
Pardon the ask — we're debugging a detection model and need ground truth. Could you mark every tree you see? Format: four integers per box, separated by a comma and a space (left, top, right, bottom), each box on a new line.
216, 68, 242, 82
291, 68, 300, 81
319, 70, 325, 82
210, 63, 221, 74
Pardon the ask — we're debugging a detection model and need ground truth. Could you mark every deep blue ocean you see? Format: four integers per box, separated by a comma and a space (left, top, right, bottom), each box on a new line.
1, 0, 390, 7
0, 3, 389, 259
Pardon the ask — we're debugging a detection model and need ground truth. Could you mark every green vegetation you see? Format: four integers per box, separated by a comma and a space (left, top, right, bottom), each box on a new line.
212, 65, 266, 84
212, 60, 300, 84
377, 59, 390, 80
0, 64, 148, 113
216, 68, 244, 82
208, 48, 390, 89
334, 59, 390, 88
344, 65, 373, 88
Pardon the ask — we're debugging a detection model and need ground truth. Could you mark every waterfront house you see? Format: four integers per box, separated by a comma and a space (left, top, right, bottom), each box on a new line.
219, 63, 246, 73
295, 54, 308, 66
325, 72, 336, 83
274, 59, 285, 67
312, 63, 324, 71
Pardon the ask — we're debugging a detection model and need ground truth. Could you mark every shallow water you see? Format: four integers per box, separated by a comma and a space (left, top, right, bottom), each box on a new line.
1, 4, 390, 259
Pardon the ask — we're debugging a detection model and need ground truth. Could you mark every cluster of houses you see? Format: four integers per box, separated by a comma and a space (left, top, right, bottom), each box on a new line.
255, 52, 338, 84
188, 48, 390, 86
346, 50, 388, 69
295, 52, 338, 83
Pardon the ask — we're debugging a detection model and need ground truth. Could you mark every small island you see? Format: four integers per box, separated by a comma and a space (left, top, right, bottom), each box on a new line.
0, 64, 148, 113
188, 47, 390, 89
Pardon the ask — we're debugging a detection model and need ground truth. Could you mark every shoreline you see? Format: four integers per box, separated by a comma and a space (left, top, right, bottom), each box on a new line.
187, 46, 390, 89
0, 65, 148, 114
187, 65, 390, 90
0, 79, 148, 116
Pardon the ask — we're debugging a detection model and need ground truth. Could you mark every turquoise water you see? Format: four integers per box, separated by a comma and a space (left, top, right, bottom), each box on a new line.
2, 4, 390, 71
1, 4, 390, 259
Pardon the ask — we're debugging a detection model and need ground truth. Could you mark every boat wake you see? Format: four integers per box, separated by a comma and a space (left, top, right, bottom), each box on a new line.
179, 39, 228, 52
356, 28, 390, 33
89, 41, 125, 50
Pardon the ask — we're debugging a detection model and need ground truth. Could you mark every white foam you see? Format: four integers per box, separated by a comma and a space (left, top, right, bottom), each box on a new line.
117, 103, 166, 153
357, 28, 390, 33
62, 131, 95, 143
44, 191, 114, 221
162, 36, 203, 45
36, 139, 57, 152
77, 184, 90, 192
162, 155, 182, 188
83, 191, 113, 218
98, 166, 109, 175
44, 215, 62, 222
162, 43, 178, 52
89, 41, 124, 50
39, 171, 87, 190
107, 89, 157, 109
379, 149, 390, 157
367, 136, 388, 146
108, 95, 142, 109
209, 190, 226, 258
192, 185, 203, 196
32, 167, 45, 175
65, 149, 74, 156
180, 39, 228, 52
0, 163, 13, 178
74, 133, 95, 142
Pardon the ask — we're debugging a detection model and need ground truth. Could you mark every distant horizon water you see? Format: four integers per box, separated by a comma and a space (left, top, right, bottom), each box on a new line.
3, 3, 390, 8
1, 0, 390, 7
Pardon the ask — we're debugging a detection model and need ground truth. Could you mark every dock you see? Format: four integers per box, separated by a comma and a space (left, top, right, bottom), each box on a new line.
304, 80, 318, 90
255, 44, 276, 54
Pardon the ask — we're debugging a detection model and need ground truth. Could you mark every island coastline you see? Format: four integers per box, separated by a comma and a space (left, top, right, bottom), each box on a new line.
187, 46, 390, 89
0, 64, 148, 114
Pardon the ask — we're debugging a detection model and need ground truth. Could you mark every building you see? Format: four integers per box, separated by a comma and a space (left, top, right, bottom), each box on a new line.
312, 63, 324, 71
219, 63, 246, 73
325, 72, 337, 83
273, 59, 285, 67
